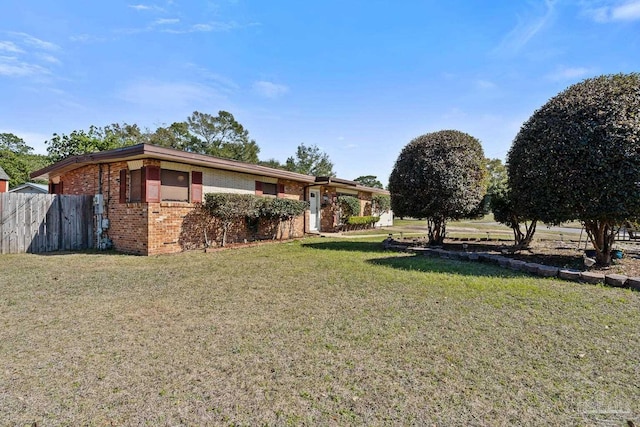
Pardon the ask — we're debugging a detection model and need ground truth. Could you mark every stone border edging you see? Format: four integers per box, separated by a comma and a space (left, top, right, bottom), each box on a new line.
390, 244, 640, 291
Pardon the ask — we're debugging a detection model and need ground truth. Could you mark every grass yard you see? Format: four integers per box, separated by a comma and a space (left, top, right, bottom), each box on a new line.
1, 238, 639, 425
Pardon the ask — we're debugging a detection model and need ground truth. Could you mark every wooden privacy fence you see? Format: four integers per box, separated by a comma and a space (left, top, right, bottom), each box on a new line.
0, 193, 94, 254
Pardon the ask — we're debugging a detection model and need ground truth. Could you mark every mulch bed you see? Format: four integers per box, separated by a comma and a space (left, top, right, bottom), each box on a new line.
390, 237, 640, 278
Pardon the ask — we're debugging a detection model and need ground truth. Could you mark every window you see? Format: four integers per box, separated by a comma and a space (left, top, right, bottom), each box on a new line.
130, 169, 142, 202
161, 169, 189, 202
262, 182, 278, 196
256, 181, 282, 197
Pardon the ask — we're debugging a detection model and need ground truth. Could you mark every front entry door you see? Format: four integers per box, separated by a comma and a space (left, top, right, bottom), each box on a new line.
309, 190, 320, 232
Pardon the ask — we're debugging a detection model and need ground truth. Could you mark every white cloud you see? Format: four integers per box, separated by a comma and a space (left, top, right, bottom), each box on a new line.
0, 41, 24, 53
0, 56, 50, 77
0, 33, 60, 78
38, 53, 61, 64
587, 0, 640, 22
129, 4, 152, 11
183, 63, 239, 92
117, 80, 224, 109
154, 18, 179, 25
69, 34, 108, 43
494, 0, 557, 54
163, 21, 249, 34
546, 66, 592, 81
612, 0, 640, 19
253, 81, 289, 98
9, 32, 60, 51
476, 79, 497, 90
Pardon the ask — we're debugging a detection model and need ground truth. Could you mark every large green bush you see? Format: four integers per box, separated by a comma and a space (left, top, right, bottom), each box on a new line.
508, 73, 640, 265
337, 195, 361, 221
388, 130, 487, 245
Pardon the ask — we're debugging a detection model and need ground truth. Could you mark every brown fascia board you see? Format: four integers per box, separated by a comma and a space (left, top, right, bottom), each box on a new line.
314, 176, 390, 195
31, 143, 318, 183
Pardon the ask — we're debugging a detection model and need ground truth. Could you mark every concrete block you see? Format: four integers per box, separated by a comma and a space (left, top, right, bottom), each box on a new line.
508, 259, 527, 271
411, 247, 433, 256
447, 251, 461, 260
482, 254, 502, 264
433, 248, 450, 258
558, 269, 582, 281
580, 271, 606, 285
497, 257, 511, 268
478, 253, 496, 263
457, 252, 470, 260
627, 277, 640, 291
524, 262, 541, 274
605, 274, 628, 288
537, 265, 559, 278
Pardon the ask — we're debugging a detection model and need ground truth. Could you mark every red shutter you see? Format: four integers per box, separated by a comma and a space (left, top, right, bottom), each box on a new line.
277, 183, 285, 198
255, 181, 263, 196
143, 166, 161, 203
119, 169, 127, 203
191, 171, 203, 203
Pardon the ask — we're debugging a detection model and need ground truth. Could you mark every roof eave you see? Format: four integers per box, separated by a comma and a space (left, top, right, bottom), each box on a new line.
31, 144, 318, 183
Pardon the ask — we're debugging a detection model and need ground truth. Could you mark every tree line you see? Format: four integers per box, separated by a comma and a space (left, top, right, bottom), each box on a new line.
3, 110, 394, 188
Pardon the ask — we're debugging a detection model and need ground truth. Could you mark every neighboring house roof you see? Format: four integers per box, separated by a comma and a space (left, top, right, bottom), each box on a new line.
31, 143, 389, 194
0, 165, 9, 181
8, 183, 49, 193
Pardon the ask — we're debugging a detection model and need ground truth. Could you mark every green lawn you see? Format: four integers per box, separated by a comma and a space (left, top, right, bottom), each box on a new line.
1, 238, 638, 425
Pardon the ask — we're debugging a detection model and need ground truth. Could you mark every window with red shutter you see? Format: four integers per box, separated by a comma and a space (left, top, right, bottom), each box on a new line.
142, 166, 161, 202
191, 171, 203, 203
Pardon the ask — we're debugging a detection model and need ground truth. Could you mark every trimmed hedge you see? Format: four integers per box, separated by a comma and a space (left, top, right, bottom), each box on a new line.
347, 216, 380, 226
203, 193, 308, 246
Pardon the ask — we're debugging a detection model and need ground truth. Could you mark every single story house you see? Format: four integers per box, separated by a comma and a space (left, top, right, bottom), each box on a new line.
31, 144, 392, 255
8, 182, 49, 194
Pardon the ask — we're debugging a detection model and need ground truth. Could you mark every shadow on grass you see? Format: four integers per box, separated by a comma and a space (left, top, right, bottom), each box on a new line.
32, 249, 133, 257
302, 241, 387, 253
367, 254, 525, 278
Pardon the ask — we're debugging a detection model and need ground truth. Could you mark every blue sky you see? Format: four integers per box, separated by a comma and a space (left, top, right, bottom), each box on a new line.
1, 1, 639, 184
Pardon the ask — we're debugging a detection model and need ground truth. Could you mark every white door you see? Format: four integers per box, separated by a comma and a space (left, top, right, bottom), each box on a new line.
309, 190, 320, 232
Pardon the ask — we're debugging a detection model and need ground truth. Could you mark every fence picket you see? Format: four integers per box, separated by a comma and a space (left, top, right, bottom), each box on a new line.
0, 194, 94, 254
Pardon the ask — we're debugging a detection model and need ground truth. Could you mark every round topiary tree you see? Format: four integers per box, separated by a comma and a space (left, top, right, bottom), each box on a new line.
389, 130, 487, 245
508, 73, 640, 266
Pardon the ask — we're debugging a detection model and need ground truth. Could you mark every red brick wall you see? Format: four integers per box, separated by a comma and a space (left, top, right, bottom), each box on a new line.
359, 191, 373, 216
54, 161, 307, 255
319, 186, 339, 232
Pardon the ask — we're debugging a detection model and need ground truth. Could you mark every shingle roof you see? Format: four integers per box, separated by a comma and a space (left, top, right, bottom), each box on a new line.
0, 165, 10, 181
8, 182, 48, 193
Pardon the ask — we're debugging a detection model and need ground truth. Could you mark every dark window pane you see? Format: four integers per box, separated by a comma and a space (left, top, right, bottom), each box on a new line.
130, 169, 142, 202
262, 182, 277, 196
161, 169, 189, 202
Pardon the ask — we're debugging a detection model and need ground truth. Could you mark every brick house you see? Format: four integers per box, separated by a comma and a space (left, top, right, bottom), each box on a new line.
31, 144, 391, 255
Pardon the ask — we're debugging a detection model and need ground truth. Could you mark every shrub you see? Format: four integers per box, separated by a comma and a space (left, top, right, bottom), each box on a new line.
204, 193, 260, 246
371, 194, 391, 215
203, 194, 309, 245
346, 216, 380, 226
508, 73, 640, 265
389, 130, 487, 245
337, 195, 361, 221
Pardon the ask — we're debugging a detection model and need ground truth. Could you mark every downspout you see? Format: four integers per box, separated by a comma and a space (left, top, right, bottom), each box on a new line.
95, 164, 103, 249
